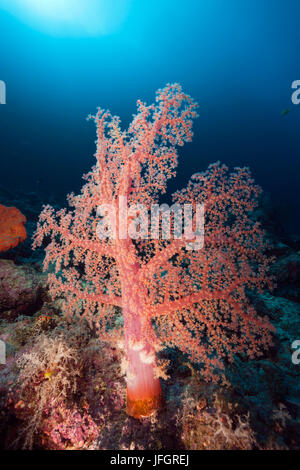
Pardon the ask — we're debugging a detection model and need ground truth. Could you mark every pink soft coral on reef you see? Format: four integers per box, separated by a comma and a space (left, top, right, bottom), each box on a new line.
33, 84, 275, 419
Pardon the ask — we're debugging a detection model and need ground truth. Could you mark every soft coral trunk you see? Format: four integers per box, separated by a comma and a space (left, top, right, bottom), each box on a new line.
120, 258, 162, 418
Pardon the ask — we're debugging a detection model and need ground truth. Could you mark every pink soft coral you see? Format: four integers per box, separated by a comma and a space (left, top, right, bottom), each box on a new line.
33, 84, 275, 418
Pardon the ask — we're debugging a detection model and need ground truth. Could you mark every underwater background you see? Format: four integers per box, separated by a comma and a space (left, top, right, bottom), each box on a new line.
0, 0, 300, 451
0, 0, 300, 232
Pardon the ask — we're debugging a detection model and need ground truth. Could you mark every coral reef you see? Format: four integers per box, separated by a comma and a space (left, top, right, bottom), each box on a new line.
0, 254, 299, 451
0, 88, 299, 450
33, 84, 274, 418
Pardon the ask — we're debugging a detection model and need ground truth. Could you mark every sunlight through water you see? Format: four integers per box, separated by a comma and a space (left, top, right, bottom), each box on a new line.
0, 0, 132, 36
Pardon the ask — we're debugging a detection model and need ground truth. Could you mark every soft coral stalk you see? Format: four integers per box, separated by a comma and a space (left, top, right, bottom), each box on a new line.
33, 84, 274, 418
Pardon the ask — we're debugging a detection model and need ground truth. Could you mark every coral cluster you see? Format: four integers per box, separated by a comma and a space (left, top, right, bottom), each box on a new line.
0, 204, 26, 252
0, 87, 299, 451
33, 84, 275, 418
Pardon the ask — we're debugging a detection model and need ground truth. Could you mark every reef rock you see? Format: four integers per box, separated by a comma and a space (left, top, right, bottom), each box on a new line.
271, 252, 300, 302
0, 259, 48, 321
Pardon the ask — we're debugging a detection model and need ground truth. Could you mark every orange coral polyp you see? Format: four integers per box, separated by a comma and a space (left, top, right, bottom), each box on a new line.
0, 204, 27, 252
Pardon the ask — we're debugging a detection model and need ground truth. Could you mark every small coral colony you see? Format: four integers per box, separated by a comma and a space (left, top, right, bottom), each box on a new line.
0, 85, 296, 450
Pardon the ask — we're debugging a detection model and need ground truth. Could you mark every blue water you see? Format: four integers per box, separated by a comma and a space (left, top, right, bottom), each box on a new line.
0, 0, 299, 230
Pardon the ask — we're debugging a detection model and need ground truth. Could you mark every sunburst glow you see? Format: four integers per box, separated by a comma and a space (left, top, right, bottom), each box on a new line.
0, 0, 131, 36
